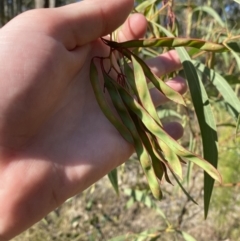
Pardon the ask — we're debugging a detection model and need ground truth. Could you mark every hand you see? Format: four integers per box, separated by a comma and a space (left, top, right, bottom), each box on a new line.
0, 0, 187, 239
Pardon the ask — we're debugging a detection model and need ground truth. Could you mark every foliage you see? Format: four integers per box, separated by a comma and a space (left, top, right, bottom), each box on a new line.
1, 0, 240, 240
89, 0, 240, 219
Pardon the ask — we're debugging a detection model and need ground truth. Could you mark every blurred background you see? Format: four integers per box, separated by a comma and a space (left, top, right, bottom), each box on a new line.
1, 0, 240, 27
1, 0, 240, 240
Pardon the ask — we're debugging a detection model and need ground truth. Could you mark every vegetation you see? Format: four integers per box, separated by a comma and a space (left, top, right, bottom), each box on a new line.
1, 0, 240, 240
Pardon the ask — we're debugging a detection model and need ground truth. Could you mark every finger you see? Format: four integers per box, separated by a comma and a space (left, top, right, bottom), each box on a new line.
163, 122, 184, 140
146, 50, 182, 76
150, 76, 187, 106
16, 0, 134, 50
125, 50, 182, 82
117, 13, 147, 42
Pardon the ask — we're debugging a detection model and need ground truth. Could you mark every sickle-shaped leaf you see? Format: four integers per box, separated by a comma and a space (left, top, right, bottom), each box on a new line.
131, 55, 161, 124
152, 22, 219, 218
103, 38, 228, 53
121, 48, 186, 106
108, 169, 119, 195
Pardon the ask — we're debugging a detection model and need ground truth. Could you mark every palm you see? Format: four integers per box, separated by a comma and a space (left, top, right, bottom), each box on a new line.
0, 20, 132, 223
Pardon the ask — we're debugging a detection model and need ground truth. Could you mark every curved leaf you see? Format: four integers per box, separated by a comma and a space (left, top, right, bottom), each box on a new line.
192, 6, 225, 27
152, 22, 219, 218
104, 38, 228, 53
108, 169, 119, 195
122, 49, 186, 106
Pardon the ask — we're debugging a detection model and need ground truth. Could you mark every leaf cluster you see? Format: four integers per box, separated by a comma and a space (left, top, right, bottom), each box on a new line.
89, 0, 240, 219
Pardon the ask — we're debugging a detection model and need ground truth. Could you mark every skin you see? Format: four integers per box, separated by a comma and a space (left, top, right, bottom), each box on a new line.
0, 0, 187, 239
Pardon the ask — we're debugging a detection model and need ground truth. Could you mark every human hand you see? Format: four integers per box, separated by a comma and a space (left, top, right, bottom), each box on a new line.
0, 0, 187, 239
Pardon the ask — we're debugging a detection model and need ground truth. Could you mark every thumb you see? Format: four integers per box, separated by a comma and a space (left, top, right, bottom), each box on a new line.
25, 0, 134, 50
57, 0, 134, 48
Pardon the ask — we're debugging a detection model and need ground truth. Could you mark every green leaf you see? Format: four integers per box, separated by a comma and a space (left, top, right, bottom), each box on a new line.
227, 41, 240, 53
107, 235, 130, 241
131, 55, 161, 124
132, 117, 165, 182
194, 61, 240, 120
154, 22, 219, 218
171, 171, 197, 204
160, 142, 183, 180
186, 134, 195, 188
135, 0, 157, 13
178, 56, 218, 219
230, 47, 240, 70
236, 114, 240, 136
104, 38, 228, 53
192, 6, 225, 27
223, 74, 240, 85
135, 189, 145, 202
123, 49, 186, 106
179, 231, 197, 241
108, 168, 119, 195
